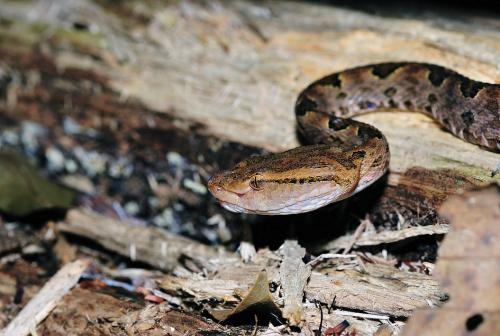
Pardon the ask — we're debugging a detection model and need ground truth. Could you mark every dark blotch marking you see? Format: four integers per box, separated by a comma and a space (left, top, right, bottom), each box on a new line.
295, 94, 318, 116
428, 93, 438, 104
425, 105, 433, 113
336, 92, 347, 99
384, 87, 397, 97
442, 118, 449, 125
461, 110, 475, 126
358, 100, 377, 110
293, 175, 338, 184
371, 63, 403, 79
316, 73, 341, 88
357, 124, 384, 142
332, 157, 356, 170
388, 99, 398, 108
328, 117, 350, 130
350, 151, 366, 160
404, 100, 413, 109
465, 314, 484, 331
428, 67, 447, 87
460, 80, 486, 98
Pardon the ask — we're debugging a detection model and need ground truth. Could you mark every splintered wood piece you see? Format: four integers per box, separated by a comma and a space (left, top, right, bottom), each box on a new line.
316, 224, 449, 252
58, 208, 224, 272
278, 240, 311, 326
305, 263, 444, 317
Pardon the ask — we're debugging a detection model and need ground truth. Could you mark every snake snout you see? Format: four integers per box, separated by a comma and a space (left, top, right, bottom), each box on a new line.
207, 176, 223, 195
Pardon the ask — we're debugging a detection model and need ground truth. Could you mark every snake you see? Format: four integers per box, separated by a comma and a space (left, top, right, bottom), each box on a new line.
207, 62, 500, 215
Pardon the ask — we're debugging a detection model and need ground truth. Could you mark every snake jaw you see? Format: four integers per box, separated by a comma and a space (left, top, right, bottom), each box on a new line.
219, 201, 245, 213
207, 174, 252, 207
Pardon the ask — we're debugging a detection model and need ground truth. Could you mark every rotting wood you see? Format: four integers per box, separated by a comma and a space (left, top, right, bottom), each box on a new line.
0, 259, 89, 336
37, 287, 225, 335
306, 264, 444, 318
301, 307, 393, 336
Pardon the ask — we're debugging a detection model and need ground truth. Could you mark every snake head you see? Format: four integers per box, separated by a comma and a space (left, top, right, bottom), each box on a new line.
207, 165, 259, 213
207, 145, 365, 215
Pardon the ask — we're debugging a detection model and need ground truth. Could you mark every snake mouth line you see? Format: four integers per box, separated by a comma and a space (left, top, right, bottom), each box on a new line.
217, 189, 346, 215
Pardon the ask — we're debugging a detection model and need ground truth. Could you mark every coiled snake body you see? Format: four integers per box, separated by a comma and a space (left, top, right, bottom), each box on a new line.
208, 63, 500, 215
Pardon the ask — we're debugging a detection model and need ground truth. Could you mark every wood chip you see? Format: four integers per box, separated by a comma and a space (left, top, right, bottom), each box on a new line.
316, 224, 450, 252
278, 240, 311, 326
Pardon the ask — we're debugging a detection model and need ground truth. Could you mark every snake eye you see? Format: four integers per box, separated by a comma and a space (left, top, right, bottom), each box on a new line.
249, 175, 263, 191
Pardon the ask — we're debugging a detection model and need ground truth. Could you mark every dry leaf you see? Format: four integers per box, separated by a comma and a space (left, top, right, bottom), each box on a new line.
403, 184, 500, 335
209, 270, 283, 324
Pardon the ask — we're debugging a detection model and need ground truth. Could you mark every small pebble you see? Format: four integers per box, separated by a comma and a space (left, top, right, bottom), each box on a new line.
74, 147, 108, 176
172, 202, 184, 212
124, 201, 140, 216
60, 174, 95, 194
108, 157, 133, 178
153, 208, 176, 228
183, 178, 207, 195
45, 146, 65, 172
65, 159, 79, 173
1, 130, 19, 145
166, 151, 184, 166
63, 116, 82, 135
21, 121, 47, 153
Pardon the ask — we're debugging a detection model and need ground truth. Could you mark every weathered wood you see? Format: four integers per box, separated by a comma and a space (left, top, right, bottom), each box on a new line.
56, 208, 439, 333
161, 247, 445, 319
316, 224, 450, 252
58, 209, 228, 272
